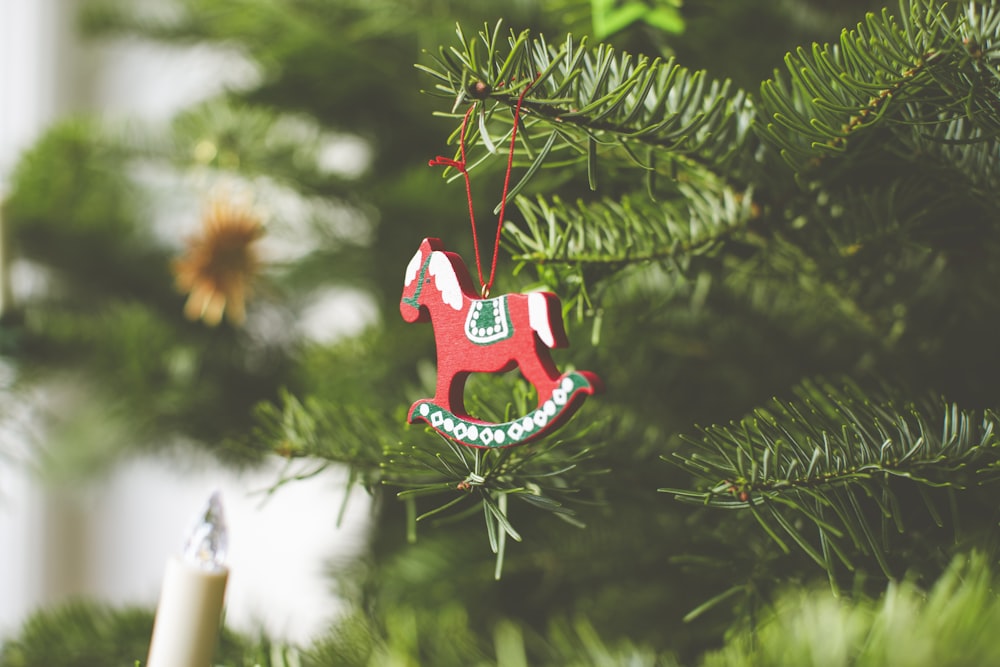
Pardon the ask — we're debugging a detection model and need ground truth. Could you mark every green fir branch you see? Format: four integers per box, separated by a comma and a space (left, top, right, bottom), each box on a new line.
167, 98, 361, 196
385, 428, 607, 579
418, 22, 755, 186
249, 390, 395, 488
758, 0, 1000, 174
663, 380, 1000, 578
0, 601, 288, 667
701, 552, 1000, 667
506, 183, 758, 270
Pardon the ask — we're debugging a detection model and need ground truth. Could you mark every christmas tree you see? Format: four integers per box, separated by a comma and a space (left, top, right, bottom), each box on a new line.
4, 0, 1000, 664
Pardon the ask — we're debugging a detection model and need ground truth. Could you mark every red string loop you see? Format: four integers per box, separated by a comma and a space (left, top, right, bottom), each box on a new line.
428, 79, 534, 295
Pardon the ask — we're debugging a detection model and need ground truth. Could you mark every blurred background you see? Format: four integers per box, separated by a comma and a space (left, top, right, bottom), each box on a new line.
0, 0, 371, 642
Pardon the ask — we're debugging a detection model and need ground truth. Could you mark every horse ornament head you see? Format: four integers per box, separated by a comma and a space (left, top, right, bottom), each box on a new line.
399, 237, 602, 449
400, 237, 473, 324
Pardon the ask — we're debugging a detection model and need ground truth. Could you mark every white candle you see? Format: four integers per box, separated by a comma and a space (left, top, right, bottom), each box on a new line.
147, 491, 230, 667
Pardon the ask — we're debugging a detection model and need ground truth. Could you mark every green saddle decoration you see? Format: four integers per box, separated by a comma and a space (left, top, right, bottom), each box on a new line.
465, 296, 512, 345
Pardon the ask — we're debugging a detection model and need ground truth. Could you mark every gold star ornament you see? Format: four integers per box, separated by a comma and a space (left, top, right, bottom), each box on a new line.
173, 196, 264, 326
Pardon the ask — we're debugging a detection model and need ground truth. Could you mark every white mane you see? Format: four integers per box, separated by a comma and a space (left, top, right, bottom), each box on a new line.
404, 248, 423, 286
428, 252, 462, 310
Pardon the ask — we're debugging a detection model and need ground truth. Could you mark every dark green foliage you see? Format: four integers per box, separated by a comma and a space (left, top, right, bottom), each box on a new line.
0, 602, 153, 667
303, 604, 679, 666
0, 601, 295, 667
3, 119, 294, 459
5, 121, 158, 299
667, 380, 1000, 584
701, 552, 1000, 667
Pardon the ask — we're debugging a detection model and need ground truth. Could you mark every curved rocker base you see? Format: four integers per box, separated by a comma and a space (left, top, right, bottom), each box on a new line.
408, 371, 598, 448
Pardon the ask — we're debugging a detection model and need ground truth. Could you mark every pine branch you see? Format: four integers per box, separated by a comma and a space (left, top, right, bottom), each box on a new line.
501, 186, 758, 317
249, 391, 392, 483
167, 98, 361, 197
0, 601, 286, 667
417, 22, 756, 190
252, 383, 612, 579
387, 421, 608, 579
758, 0, 1000, 176
702, 552, 1000, 667
305, 604, 677, 666
663, 380, 1000, 579
505, 184, 757, 270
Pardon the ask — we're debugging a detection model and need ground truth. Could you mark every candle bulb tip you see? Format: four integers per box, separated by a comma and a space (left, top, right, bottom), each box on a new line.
183, 490, 228, 571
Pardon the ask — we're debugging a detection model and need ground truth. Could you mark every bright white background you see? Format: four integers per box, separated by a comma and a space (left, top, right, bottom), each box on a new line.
0, 0, 372, 645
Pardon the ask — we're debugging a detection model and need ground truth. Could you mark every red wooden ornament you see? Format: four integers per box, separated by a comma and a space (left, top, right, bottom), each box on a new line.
401, 237, 601, 448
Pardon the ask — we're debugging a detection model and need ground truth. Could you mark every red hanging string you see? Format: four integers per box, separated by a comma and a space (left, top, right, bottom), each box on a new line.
428, 79, 534, 297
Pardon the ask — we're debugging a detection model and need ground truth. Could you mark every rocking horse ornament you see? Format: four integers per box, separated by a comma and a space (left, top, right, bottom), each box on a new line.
400, 237, 601, 448
401, 78, 601, 448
